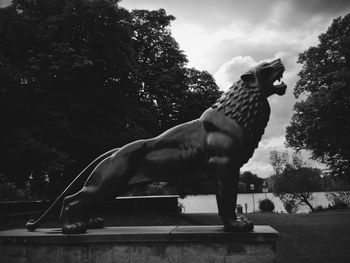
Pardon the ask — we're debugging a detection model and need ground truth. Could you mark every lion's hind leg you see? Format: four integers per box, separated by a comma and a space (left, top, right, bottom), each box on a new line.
60, 185, 109, 234
60, 191, 88, 234
60, 141, 152, 234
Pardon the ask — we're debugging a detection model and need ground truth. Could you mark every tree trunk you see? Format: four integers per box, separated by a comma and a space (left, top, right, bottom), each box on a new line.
300, 195, 314, 211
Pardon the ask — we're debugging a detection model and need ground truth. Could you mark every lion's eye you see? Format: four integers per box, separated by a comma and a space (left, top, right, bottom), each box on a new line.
240, 71, 255, 82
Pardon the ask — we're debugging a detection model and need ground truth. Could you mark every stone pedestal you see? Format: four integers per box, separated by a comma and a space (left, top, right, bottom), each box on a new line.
0, 225, 278, 263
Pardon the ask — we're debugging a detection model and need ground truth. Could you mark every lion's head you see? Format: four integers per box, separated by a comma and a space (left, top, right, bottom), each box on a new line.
240, 58, 287, 97
212, 58, 287, 164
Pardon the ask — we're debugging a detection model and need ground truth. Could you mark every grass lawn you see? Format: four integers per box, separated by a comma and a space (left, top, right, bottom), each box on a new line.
181, 211, 350, 263
8, 209, 350, 263
254, 211, 350, 263
100, 210, 350, 263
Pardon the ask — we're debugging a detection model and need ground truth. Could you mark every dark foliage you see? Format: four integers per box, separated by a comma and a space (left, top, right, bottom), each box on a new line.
269, 150, 323, 212
273, 167, 322, 212
286, 14, 350, 179
326, 191, 350, 209
258, 198, 275, 212
240, 171, 264, 193
0, 0, 221, 198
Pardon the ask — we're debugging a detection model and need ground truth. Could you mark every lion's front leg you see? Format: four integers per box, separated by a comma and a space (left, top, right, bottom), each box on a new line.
212, 158, 254, 232
214, 158, 238, 223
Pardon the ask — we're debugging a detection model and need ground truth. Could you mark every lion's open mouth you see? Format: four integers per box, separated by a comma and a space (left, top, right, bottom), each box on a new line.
272, 65, 286, 88
270, 61, 286, 95
273, 70, 285, 89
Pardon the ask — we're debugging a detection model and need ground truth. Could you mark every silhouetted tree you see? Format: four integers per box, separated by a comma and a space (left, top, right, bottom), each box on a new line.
240, 171, 264, 193
179, 68, 221, 123
286, 14, 350, 179
273, 166, 322, 212
269, 151, 322, 212
0, 1, 221, 195
0, 0, 152, 186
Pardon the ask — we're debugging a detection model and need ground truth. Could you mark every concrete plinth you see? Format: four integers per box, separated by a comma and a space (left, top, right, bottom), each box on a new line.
0, 225, 278, 263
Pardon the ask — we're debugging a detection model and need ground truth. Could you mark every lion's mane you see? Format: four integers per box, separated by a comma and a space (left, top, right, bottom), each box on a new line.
212, 80, 270, 164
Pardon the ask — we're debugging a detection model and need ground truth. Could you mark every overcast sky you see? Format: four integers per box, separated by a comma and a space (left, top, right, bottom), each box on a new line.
119, 0, 350, 177
2, 0, 350, 177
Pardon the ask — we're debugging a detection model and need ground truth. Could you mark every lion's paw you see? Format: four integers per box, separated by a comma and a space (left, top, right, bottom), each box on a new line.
86, 217, 104, 229
62, 222, 87, 234
223, 216, 254, 232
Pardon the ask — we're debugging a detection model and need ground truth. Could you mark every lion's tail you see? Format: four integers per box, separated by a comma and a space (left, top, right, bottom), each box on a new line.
25, 148, 120, 231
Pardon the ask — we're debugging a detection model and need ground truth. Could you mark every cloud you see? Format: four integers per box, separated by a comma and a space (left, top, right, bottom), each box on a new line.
123, 0, 350, 33
171, 23, 214, 71
122, 0, 350, 74
213, 56, 257, 90
291, 0, 350, 16
242, 136, 286, 177
0, 0, 11, 8
242, 138, 328, 178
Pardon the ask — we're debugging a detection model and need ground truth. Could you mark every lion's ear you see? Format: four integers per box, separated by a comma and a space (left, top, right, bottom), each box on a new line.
240, 71, 254, 82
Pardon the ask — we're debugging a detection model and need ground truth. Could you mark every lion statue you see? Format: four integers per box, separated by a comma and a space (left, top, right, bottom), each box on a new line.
26, 58, 286, 234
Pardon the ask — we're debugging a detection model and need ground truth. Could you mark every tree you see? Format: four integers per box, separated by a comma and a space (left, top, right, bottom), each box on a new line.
240, 171, 264, 193
286, 14, 350, 179
131, 9, 221, 131
269, 151, 322, 212
179, 68, 221, 123
0, 0, 152, 187
269, 150, 289, 175
131, 8, 188, 130
273, 166, 322, 212
0, 1, 221, 196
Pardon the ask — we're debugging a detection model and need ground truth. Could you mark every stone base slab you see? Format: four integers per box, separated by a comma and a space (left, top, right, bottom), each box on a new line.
0, 225, 278, 263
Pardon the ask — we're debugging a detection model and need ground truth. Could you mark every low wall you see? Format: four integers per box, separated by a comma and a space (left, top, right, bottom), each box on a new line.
0, 200, 50, 216
0, 225, 278, 263
0, 195, 179, 217
103, 195, 180, 214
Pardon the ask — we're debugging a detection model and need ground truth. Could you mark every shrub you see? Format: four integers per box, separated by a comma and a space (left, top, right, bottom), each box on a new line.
279, 194, 300, 214
326, 192, 350, 210
328, 202, 348, 210
259, 198, 275, 212
314, 205, 326, 212
0, 183, 20, 201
